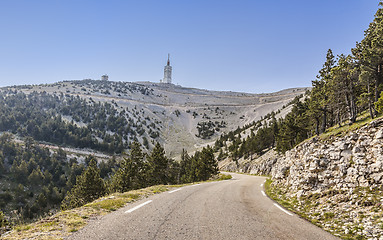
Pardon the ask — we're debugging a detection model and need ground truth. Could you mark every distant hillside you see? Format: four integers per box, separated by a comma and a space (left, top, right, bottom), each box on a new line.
4, 80, 307, 157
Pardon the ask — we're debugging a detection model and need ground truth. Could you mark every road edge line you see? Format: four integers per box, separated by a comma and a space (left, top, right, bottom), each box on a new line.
125, 200, 153, 213
168, 188, 182, 193
261, 190, 266, 196
274, 203, 293, 216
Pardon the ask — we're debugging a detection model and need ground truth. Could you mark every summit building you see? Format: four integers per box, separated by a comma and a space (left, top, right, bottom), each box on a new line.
161, 54, 172, 84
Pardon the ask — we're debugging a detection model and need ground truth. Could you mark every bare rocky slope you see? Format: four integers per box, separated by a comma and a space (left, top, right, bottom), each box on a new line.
220, 118, 383, 239
11, 80, 307, 157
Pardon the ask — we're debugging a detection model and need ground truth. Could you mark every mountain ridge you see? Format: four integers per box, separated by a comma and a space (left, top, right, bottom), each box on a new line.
5, 80, 308, 157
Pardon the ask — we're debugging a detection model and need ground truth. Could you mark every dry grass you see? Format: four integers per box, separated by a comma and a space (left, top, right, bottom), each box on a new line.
2, 176, 232, 240
1, 185, 171, 240
301, 112, 382, 145
319, 112, 374, 141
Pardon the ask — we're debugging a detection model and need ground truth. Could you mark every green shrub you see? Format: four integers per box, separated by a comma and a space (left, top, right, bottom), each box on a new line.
218, 173, 232, 180
0, 211, 7, 228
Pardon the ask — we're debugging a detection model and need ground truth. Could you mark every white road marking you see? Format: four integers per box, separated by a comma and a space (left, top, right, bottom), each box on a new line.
125, 200, 152, 213
261, 190, 266, 196
274, 203, 293, 216
189, 184, 200, 187
260, 183, 264, 187
168, 188, 182, 193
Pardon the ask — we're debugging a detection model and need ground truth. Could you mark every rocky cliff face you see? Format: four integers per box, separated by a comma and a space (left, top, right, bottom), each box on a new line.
220, 118, 383, 238
271, 119, 383, 238
221, 118, 383, 189
271, 118, 383, 192
219, 149, 279, 175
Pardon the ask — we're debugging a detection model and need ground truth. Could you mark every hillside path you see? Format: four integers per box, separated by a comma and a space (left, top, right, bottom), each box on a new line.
69, 173, 339, 240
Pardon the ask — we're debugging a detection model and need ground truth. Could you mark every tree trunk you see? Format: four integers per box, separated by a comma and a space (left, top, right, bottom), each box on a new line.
349, 94, 357, 123
348, 80, 357, 124
368, 81, 375, 119
321, 107, 327, 133
374, 65, 382, 116
328, 110, 334, 127
375, 78, 379, 115
315, 117, 320, 136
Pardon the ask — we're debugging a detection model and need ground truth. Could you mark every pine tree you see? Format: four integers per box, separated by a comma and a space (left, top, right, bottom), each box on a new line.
180, 149, 201, 183
179, 149, 190, 183
329, 54, 359, 123
196, 146, 218, 181
310, 49, 335, 133
374, 91, 383, 113
217, 148, 225, 161
110, 141, 146, 192
353, 2, 383, 117
61, 158, 105, 210
147, 142, 169, 185
276, 99, 309, 152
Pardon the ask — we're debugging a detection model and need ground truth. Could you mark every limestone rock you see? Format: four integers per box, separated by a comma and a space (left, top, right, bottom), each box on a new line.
375, 129, 383, 139
219, 117, 383, 239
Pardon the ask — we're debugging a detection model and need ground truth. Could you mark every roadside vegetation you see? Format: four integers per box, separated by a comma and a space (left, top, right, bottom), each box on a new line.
222, 2, 383, 239
2, 1, 383, 239
2, 173, 231, 240
215, 1, 383, 163
1, 185, 181, 240
0, 135, 218, 237
265, 179, 383, 240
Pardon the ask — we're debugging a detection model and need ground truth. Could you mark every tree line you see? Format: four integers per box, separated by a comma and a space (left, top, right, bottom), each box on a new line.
0, 90, 160, 154
61, 142, 218, 210
0, 134, 218, 227
309, 2, 383, 131
215, 2, 383, 159
0, 133, 95, 222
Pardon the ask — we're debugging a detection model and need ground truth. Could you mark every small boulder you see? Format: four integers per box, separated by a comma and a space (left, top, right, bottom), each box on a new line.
375, 129, 383, 139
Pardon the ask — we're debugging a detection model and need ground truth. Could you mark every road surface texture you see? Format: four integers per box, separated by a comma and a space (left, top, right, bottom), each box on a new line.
70, 173, 339, 240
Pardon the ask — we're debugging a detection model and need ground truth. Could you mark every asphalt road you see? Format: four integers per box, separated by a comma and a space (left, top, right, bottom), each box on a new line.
70, 173, 339, 240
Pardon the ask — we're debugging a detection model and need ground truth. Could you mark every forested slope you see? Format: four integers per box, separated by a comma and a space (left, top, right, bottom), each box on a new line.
8, 79, 305, 157
216, 1, 383, 167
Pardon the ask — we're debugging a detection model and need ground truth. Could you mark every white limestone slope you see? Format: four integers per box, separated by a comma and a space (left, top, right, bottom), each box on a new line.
18, 80, 308, 157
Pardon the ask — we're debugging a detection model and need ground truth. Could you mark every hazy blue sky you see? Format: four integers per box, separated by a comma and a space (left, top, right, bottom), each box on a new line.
0, 1, 380, 93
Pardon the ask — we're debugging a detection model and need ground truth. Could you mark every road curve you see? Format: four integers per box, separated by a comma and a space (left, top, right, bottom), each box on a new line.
70, 173, 339, 240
